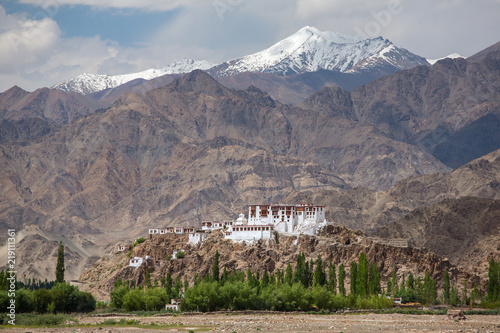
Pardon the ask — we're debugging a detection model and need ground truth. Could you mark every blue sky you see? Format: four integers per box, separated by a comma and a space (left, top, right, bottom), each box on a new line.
2, 1, 180, 47
1, 0, 499, 92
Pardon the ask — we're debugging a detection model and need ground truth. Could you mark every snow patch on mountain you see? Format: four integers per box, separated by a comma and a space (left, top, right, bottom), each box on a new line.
427, 53, 465, 65
52, 59, 216, 95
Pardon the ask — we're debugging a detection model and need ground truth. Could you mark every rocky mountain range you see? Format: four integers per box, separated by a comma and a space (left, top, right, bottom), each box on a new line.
0, 37, 499, 285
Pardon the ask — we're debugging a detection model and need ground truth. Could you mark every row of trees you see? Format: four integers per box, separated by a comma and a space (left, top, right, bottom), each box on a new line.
0, 282, 96, 313
110, 273, 186, 311
109, 251, 454, 312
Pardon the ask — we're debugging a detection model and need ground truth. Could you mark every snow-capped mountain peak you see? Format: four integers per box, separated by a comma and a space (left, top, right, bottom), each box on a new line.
209, 26, 427, 77
52, 58, 216, 95
427, 53, 465, 65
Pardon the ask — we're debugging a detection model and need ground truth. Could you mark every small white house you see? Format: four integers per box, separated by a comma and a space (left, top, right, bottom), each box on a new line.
129, 257, 144, 267
129, 255, 150, 267
165, 298, 181, 311
188, 231, 208, 245
117, 245, 127, 252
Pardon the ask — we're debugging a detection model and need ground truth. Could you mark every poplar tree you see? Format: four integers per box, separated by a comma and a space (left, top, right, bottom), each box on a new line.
368, 262, 381, 295
391, 270, 398, 297
284, 263, 293, 286
338, 263, 346, 296
443, 271, 450, 304
212, 250, 220, 282
328, 263, 337, 294
461, 280, 468, 306
357, 253, 368, 297
55, 241, 65, 283
145, 267, 151, 288
313, 254, 326, 287
350, 261, 357, 296
487, 258, 499, 302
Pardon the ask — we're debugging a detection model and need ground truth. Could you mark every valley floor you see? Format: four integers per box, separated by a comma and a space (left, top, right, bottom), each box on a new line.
5, 313, 500, 332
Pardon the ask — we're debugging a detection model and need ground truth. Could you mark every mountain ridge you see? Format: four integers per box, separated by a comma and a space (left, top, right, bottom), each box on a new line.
50, 26, 428, 96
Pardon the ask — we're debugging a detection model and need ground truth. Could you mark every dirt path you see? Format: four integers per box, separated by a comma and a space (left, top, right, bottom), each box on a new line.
5, 313, 500, 332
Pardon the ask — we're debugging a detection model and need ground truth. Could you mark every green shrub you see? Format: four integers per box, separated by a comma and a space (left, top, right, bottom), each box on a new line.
13, 313, 72, 326
96, 300, 108, 309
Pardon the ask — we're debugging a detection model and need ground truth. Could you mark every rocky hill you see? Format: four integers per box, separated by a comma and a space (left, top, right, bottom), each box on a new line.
373, 196, 500, 277
0, 86, 107, 125
79, 225, 481, 300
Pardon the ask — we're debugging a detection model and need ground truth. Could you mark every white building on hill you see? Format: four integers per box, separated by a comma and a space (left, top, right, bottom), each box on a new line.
188, 230, 209, 244
224, 204, 327, 242
247, 204, 325, 233
129, 255, 150, 267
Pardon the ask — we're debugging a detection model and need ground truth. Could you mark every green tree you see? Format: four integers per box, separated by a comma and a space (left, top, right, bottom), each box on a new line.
461, 279, 468, 306
390, 270, 398, 297
357, 253, 368, 297
338, 263, 346, 297
123, 288, 145, 311
173, 277, 183, 298
423, 272, 437, 305
450, 285, 459, 306
212, 250, 220, 282
15, 288, 34, 313
284, 263, 293, 286
33, 288, 52, 314
328, 263, 337, 294
221, 267, 228, 285
407, 272, 414, 291
313, 254, 326, 287
110, 285, 128, 309
55, 241, 65, 284
293, 253, 310, 287
145, 267, 151, 288
442, 271, 450, 304
276, 269, 284, 286
471, 282, 479, 304
261, 271, 270, 288
487, 258, 499, 302
350, 261, 357, 296
368, 262, 381, 296
78, 291, 96, 312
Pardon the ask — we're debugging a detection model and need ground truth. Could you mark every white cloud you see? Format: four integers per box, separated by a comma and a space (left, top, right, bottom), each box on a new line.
0, 8, 60, 73
18, 0, 196, 11
0, 6, 126, 91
